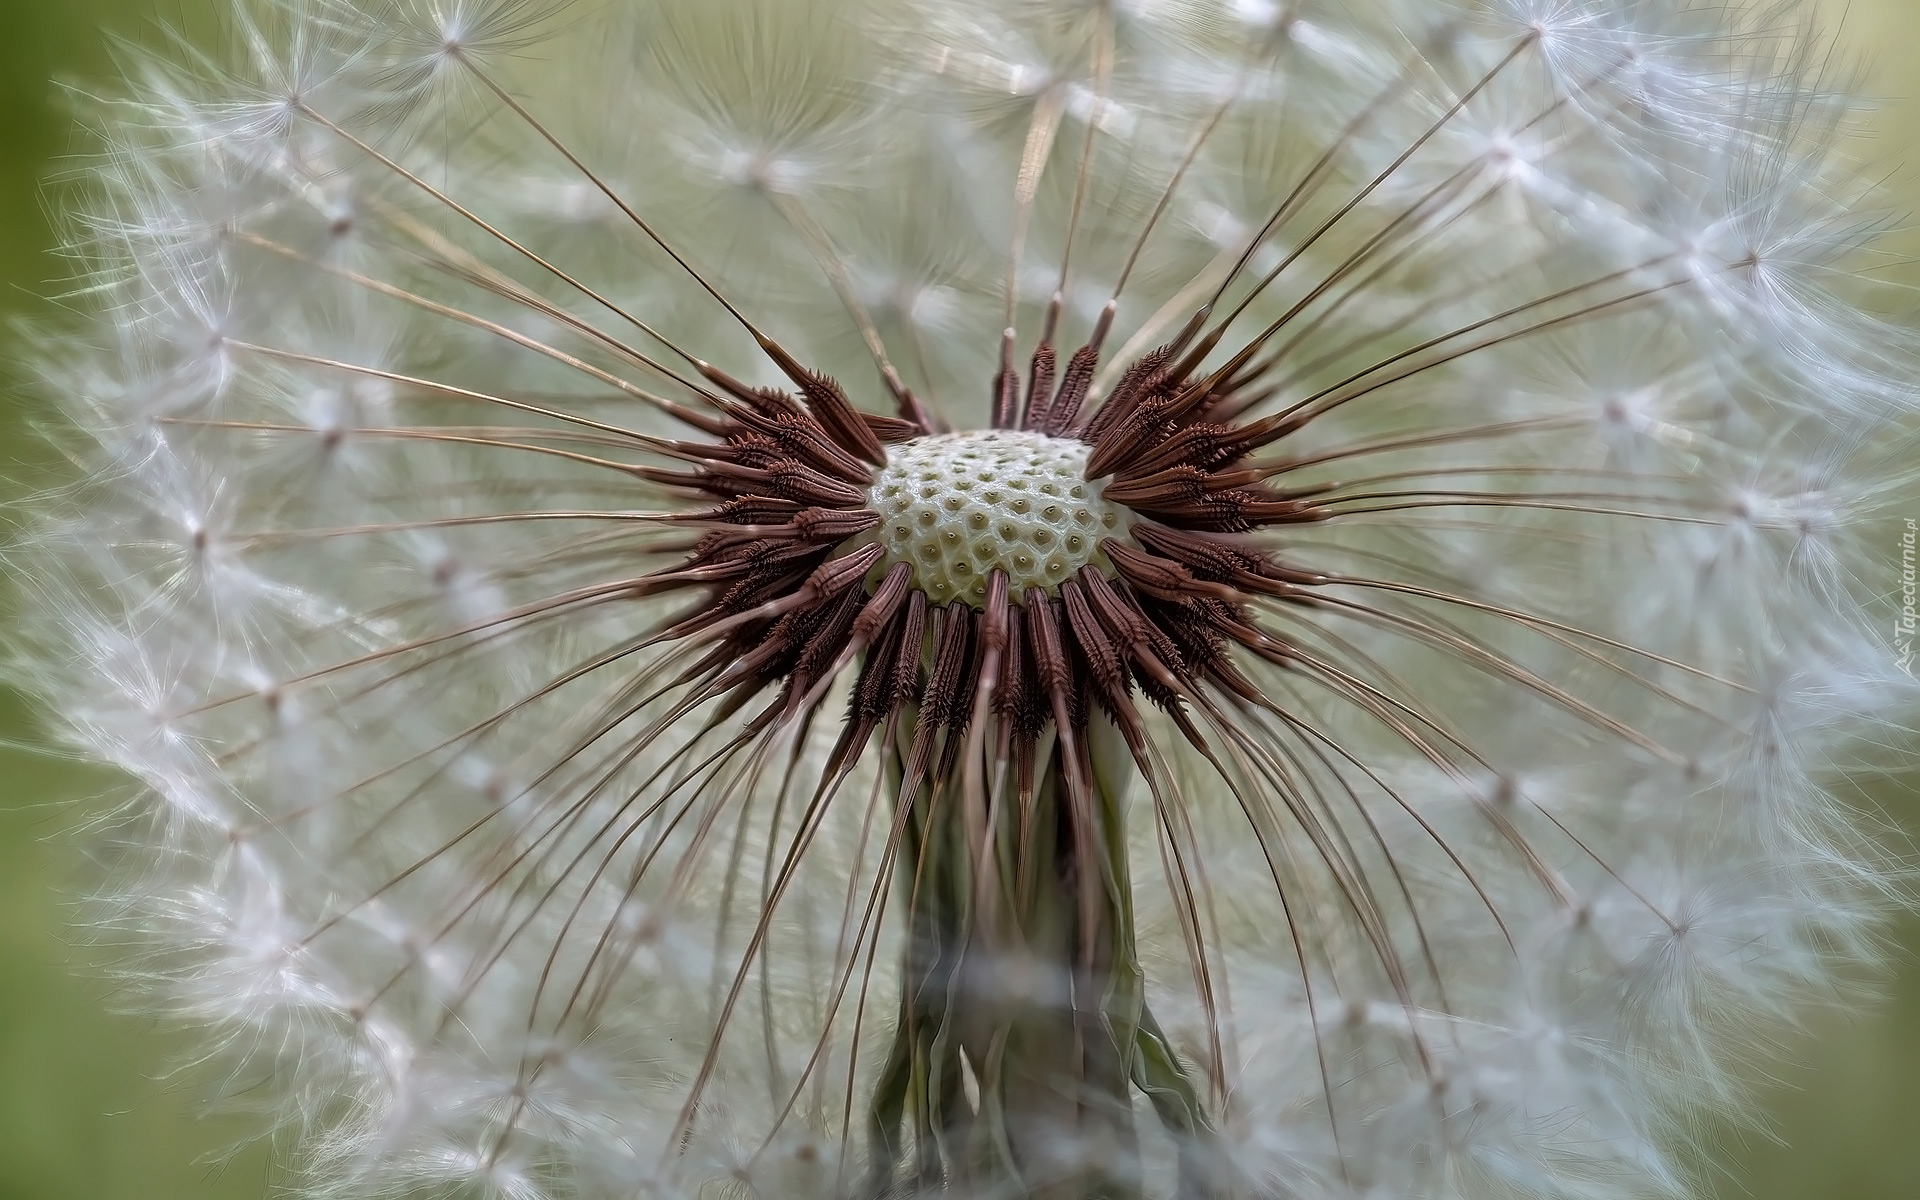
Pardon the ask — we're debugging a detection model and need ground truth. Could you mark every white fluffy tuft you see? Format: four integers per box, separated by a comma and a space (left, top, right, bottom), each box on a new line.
9, 1, 1917, 1197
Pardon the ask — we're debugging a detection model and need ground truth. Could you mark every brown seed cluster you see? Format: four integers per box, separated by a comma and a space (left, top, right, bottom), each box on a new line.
638, 320, 1336, 807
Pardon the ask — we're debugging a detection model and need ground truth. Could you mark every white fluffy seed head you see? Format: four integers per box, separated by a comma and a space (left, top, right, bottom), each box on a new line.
866, 430, 1123, 604
7, 0, 1919, 1197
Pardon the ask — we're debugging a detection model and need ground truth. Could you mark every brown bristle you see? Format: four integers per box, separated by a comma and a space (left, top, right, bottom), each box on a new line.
1021, 341, 1057, 432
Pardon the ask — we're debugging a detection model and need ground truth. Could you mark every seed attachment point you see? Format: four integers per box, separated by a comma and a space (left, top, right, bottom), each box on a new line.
865, 430, 1124, 606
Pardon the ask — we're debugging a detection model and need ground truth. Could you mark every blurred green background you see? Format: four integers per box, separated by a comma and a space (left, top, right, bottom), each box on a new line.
0, 3, 1914, 1198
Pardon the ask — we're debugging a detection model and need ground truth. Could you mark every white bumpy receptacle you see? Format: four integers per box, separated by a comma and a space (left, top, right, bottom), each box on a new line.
865, 430, 1126, 606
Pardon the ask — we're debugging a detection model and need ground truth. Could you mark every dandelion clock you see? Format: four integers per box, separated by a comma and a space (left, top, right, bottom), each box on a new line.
10, 0, 1917, 1197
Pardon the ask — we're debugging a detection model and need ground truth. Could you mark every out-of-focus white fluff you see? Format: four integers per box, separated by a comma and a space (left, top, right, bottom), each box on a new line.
9, 0, 1917, 1197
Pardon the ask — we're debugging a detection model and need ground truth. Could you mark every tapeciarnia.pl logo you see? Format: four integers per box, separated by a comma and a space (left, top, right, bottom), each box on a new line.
1899, 519, 1917, 676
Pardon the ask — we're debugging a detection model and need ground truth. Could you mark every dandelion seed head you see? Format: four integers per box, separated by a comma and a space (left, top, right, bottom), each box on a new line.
8, 0, 1919, 1196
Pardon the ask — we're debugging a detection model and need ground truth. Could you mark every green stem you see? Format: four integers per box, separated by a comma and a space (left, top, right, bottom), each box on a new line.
863, 721, 1222, 1199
